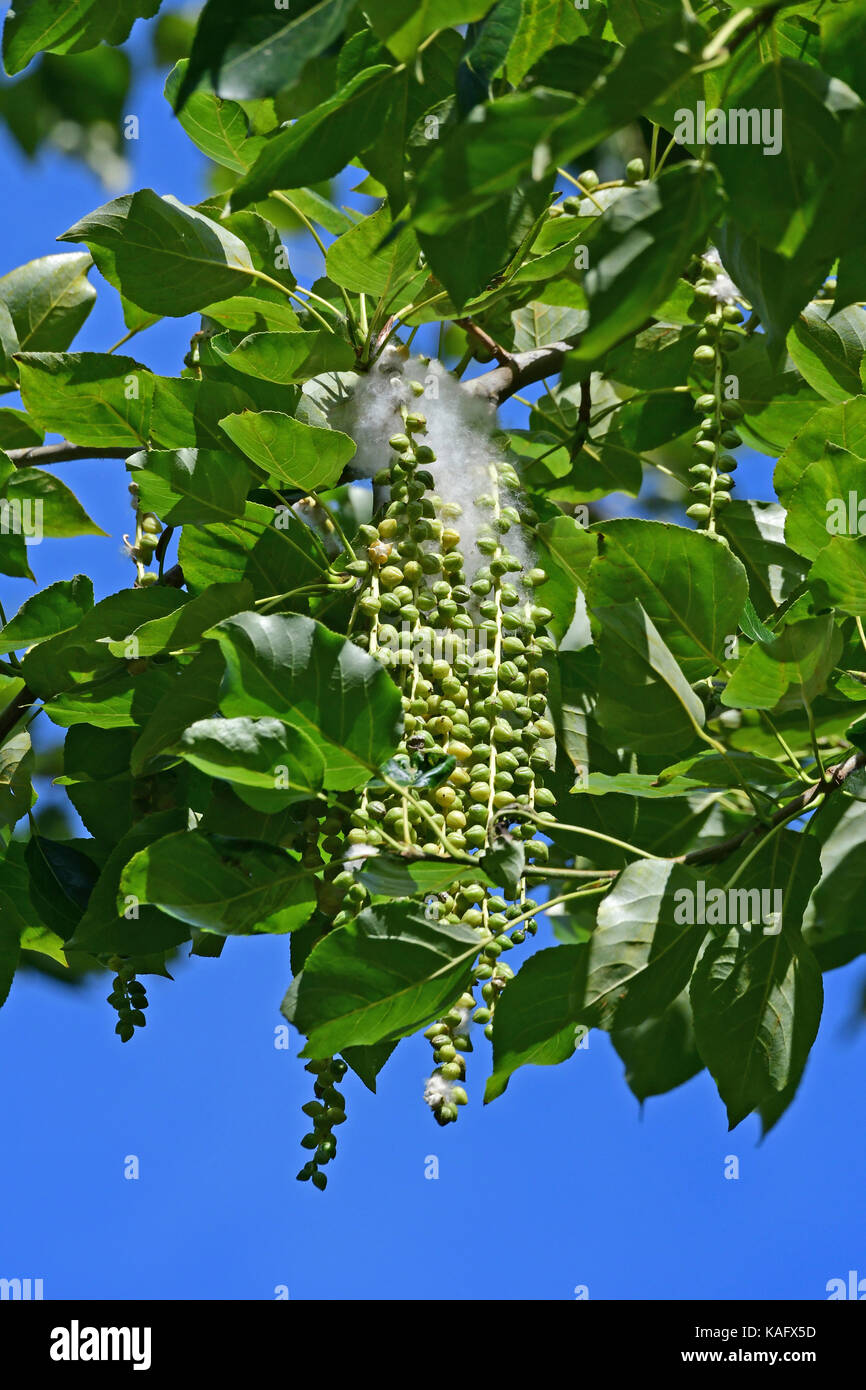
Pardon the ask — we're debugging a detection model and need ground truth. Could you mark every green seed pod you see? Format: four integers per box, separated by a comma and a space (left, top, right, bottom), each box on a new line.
626, 156, 645, 182
689, 463, 712, 478
389, 433, 411, 451
693, 345, 716, 363
686, 502, 711, 520
721, 400, 744, 420
720, 430, 742, 449
694, 393, 716, 413
380, 565, 404, 590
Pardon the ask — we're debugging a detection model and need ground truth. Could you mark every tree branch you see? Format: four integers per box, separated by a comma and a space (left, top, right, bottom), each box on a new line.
461, 341, 573, 405
7, 443, 135, 469
0, 684, 37, 745
678, 751, 866, 868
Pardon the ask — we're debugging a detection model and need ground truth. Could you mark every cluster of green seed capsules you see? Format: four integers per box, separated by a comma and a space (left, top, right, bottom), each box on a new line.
106, 968, 148, 1043
297, 1057, 348, 1191
125, 475, 163, 588
687, 254, 746, 532
335, 383, 561, 1121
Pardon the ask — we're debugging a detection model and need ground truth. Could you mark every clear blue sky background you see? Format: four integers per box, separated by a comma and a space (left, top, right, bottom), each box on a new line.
1, 11, 863, 1302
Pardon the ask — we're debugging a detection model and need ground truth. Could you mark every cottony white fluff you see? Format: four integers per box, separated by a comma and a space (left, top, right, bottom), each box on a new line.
703, 248, 742, 305
423, 1073, 453, 1108
334, 349, 535, 580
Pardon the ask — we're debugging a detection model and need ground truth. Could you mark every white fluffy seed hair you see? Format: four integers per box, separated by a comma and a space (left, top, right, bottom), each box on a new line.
423, 1073, 453, 1108
331, 349, 535, 579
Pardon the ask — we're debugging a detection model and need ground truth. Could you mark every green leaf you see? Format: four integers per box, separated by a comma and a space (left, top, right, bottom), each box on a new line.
3, 467, 107, 538
341, 1041, 398, 1093
717, 223, 831, 358
728, 334, 822, 455
21, 586, 185, 698
164, 60, 266, 173
358, 856, 490, 898
416, 180, 552, 309
231, 67, 399, 210
242, 511, 332, 604
287, 901, 479, 1055
171, 715, 325, 801
366, 0, 492, 62
546, 13, 702, 169
809, 536, 866, 615
583, 860, 707, 1031
657, 749, 793, 792
593, 599, 705, 755
787, 305, 866, 403
0, 732, 34, 829
208, 611, 404, 790
717, 501, 808, 618
457, 0, 524, 111
611, 992, 704, 1103
571, 164, 725, 365
0, 527, 34, 581
130, 643, 226, 776
0, 407, 42, 450
65, 809, 193, 955
505, 0, 591, 84
722, 613, 842, 711
690, 831, 823, 1128
44, 664, 178, 730
775, 397, 866, 502
59, 191, 257, 317
219, 411, 356, 491
16, 352, 153, 447
129, 448, 250, 526
24, 835, 98, 940
0, 253, 95, 351
803, 797, 866, 970
480, 837, 525, 899
0, 575, 93, 654
412, 89, 572, 236
106, 580, 252, 660
201, 296, 301, 334
120, 831, 317, 935
16, 353, 254, 451
485, 944, 588, 1101
783, 442, 866, 561
174, 0, 358, 106
533, 515, 597, 640
212, 330, 355, 384
589, 519, 748, 680
325, 207, 426, 308
178, 506, 268, 594
3, 0, 161, 73
714, 58, 862, 259
0, 909, 20, 1008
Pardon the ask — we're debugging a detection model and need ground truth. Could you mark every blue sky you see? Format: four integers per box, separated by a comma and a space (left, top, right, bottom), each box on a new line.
0, 12, 863, 1302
